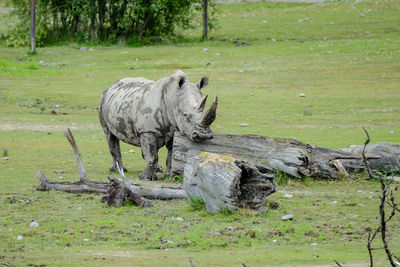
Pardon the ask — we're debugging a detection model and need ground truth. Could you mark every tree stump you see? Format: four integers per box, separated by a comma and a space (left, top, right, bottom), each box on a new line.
184, 152, 277, 214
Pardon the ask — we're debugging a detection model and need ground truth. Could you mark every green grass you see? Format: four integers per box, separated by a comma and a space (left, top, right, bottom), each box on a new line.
0, 0, 400, 266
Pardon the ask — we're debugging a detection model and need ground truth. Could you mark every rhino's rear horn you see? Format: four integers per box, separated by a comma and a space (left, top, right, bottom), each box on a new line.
197, 95, 208, 112
201, 96, 218, 127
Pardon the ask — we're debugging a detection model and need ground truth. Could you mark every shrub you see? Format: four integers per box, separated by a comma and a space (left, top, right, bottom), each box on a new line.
6, 0, 217, 46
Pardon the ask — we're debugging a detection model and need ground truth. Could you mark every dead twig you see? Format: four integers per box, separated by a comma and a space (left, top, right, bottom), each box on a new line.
189, 257, 196, 267
65, 128, 89, 182
334, 259, 343, 267
363, 128, 399, 267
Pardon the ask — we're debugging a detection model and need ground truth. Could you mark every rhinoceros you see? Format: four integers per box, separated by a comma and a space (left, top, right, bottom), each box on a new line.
99, 70, 218, 180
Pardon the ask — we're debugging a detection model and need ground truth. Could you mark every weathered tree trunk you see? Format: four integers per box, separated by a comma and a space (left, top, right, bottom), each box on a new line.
30, 0, 36, 52
184, 152, 277, 214
36, 129, 186, 206
172, 132, 400, 179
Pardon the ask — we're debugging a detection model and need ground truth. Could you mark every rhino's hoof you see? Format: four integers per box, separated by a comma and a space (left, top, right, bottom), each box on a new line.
156, 165, 163, 173
110, 166, 128, 173
139, 172, 158, 181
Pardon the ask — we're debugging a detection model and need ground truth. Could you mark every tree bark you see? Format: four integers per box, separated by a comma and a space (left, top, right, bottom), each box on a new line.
171, 132, 400, 179
203, 0, 208, 41
30, 0, 36, 52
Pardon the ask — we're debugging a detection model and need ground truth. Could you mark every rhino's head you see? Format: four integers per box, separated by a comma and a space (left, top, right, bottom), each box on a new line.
166, 70, 218, 142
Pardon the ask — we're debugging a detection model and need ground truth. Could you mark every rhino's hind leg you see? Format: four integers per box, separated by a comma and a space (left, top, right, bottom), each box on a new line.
139, 133, 159, 181
164, 139, 173, 179
104, 130, 127, 173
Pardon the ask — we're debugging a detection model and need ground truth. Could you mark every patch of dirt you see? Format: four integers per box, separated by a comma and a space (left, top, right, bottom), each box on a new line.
351, 107, 400, 114
0, 123, 80, 131
0, 123, 98, 131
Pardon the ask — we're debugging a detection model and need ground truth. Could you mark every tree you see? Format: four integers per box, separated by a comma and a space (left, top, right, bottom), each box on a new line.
8, 0, 217, 46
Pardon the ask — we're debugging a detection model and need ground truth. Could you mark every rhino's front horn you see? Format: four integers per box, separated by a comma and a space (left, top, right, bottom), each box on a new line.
197, 95, 208, 112
201, 96, 218, 127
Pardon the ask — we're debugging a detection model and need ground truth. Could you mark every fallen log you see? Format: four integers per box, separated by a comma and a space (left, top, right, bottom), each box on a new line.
171, 132, 400, 179
184, 152, 277, 214
36, 129, 186, 206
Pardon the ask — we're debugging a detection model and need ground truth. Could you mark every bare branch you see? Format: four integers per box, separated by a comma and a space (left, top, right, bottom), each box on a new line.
189, 257, 196, 267
362, 127, 379, 180
116, 162, 127, 181
64, 128, 89, 182
334, 259, 343, 267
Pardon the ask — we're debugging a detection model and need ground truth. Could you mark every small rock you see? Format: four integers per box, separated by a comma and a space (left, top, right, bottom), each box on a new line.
250, 93, 254, 96
59, 176, 63, 179
330, 201, 338, 205
135, 58, 139, 61
15, 235, 23, 241
389, 130, 394, 134
262, 20, 267, 24
310, 242, 318, 246
238, 70, 244, 73
55, 104, 60, 108
360, 13, 365, 17
357, 190, 364, 194
281, 214, 294, 221
240, 123, 248, 127
80, 47, 87, 51
245, 64, 251, 69
175, 217, 184, 222
358, 203, 365, 207
88, 48, 94, 51
2, 157, 9, 160
216, 53, 220, 56
30, 220, 39, 227
299, 93, 306, 97
327, 51, 333, 54
203, 48, 209, 52
272, 239, 277, 243
283, 193, 293, 199
329, 22, 334, 25
83, 238, 89, 242
271, 38, 276, 42
250, 29, 254, 32
186, 240, 192, 244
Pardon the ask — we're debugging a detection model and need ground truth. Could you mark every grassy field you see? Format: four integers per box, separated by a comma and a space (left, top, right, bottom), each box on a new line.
0, 0, 399, 266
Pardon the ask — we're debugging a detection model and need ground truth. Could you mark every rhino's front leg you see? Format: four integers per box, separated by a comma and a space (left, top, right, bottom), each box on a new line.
139, 133, 159, 181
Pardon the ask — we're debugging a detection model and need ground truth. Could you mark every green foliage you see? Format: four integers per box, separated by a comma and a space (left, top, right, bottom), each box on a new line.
188, 197, 206, 211
275, 170, 291, 185
6, 0, 218, 46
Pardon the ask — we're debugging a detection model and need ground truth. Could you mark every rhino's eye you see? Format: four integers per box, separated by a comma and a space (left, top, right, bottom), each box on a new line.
183, 112, 191, 120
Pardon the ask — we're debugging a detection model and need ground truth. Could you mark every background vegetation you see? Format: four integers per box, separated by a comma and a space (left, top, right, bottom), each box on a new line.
0, 0, 399, 266
5, 0, 217, 46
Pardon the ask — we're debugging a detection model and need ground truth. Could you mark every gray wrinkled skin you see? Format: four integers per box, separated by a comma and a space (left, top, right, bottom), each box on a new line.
99, 70, 217, 180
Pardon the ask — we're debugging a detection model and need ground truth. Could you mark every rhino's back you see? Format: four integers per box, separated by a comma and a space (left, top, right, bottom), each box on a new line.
100, 77, 160, 145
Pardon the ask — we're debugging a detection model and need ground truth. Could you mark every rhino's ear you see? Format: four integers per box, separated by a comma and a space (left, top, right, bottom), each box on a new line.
178, 76, 186, 88
197, 77, 209, 90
